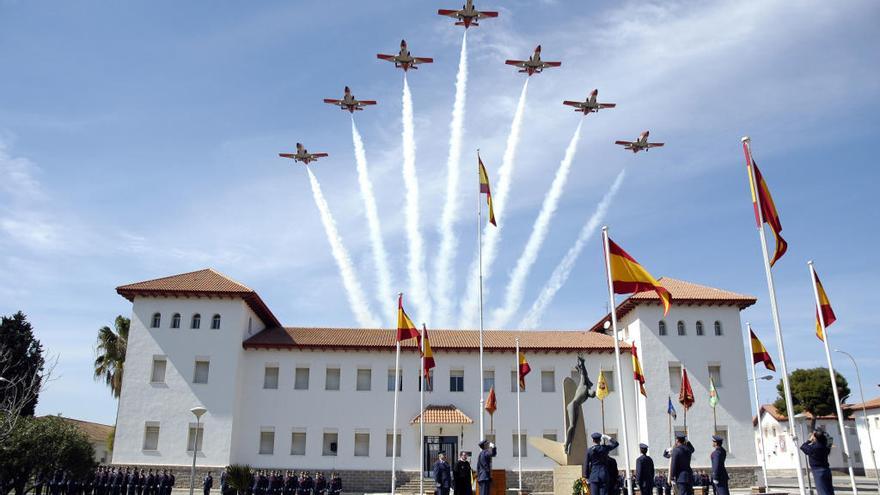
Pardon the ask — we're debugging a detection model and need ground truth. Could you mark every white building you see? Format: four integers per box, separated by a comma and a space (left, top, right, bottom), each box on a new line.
112, 269, 759, 491
849, 397, 880, 473
42, 416, 114, 464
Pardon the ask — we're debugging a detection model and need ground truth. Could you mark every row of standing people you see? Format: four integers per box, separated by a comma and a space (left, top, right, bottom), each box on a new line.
431, 440, 498, 495
217, 470, 340, 495
30, 467, 176, 495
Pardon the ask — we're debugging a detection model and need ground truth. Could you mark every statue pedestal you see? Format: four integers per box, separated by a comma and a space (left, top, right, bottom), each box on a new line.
553, 465, 582, 495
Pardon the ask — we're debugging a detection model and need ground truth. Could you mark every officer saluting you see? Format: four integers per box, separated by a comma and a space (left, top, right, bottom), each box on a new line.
710, 436, 729, 495
801, 429, 835, 495
635, 443, 654, 495
583, 432, 619, 495
665, 432, 695, 495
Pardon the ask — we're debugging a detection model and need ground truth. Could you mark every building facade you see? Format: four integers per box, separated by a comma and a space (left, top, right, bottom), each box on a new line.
849, 397, 880, 473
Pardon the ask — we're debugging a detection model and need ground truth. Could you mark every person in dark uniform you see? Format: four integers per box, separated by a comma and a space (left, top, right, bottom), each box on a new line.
203, 472, 213, 495
636, 443, 654, 495
35, 472, 46, 495
607, 455, 620, 495
477, 440, 497, 495
802, 430, 835, 495
297, 472, 312, 495
284, 472, 297, 495
433, 452, 453, 495
583, 432, 619, 495
664, 432, 695, 495
315, 473, 327, 495
328, 474, 341, 495
268, 473, 278, 495
709, 436, 729, 495
653, 474, 666, 495
453, 451, 473, 495
144, 472, 154, 495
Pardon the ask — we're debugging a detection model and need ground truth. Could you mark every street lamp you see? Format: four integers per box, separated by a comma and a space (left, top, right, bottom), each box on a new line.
835, 348, 880, 491
189, 406, 207, 495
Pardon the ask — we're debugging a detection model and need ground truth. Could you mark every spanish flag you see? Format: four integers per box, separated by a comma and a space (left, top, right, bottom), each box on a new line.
607, 238, 672, 315
397, 294, 420, 343
478, 154, 497, 227
678, 368, 694, 410
518, 352, 531, 391
421, 324, 435, 383
813, 270, 837, 341
596, 371, 609, 400
749, 328, 776, 372
632, 343, 647, 397
485, 386, 497, 415
745, 156, 788, 267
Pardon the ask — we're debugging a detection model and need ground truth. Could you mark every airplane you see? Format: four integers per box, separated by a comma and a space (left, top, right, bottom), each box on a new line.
562, 89, 616, 115
278, 143, 329, 164
376, 40, 434, 72
438, 0, 499, 28
614, 131, 665, 153
323, 86, 377, 113
505, 45, 561, 76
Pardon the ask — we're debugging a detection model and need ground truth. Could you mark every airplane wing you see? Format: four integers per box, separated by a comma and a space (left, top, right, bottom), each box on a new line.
646, 143, 665, 148
413, 57, 434, 64
505, 60, 526, 67
562, 101, 582, 107
359, 100, 377, 105
477, 11, 499, 18
322, 99, 342, 104
376, 54, 396, 61
312, 153, 329, 158
614, 141, 634, 146
279, 153, 297, 159
437, 9, 460, 17
598, 103, 617, 109
542, 61, 562, 67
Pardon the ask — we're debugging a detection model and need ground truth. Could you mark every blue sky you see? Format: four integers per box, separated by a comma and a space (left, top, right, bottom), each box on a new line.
1, 0, 878, 425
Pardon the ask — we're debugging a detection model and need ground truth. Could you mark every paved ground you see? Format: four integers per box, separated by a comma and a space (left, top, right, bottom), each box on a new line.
763, 474, 880, 494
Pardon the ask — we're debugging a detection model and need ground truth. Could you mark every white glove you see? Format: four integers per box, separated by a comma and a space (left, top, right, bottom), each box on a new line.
489, 442, 496, 449
602, 434, 612, 442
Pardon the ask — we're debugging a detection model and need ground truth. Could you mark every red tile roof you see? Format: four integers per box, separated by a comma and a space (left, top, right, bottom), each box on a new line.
243, 327, 625, 353
117, 268, 280, 327
40, 415, 114, 444
753, 403, 855, 426
411, 405, 474, 425
848, 396, 880, 412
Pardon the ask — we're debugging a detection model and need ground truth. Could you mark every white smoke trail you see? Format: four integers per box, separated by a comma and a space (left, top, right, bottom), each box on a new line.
351, 118, 394, 317
459, 79, 530, 327
491, 120, 584, 328
518, 169, 627, 329
433, 31, 468, 325
306, 167, 380, 328
401, 75, 432, 322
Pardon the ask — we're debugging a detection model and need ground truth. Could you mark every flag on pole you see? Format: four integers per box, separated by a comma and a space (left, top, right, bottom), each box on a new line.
749, 328, 777, 372
397, 294, 420, 343
606, 237, 672, 315
478, 154, 497, 227
421, 325, 435, 387
632, 344, 647, 397
596, 371, 610, 400
679, 369, 695, 410
812, 269, 837, 341
746, 159, 788, 266
709, 376, 719, 408
667, 396, 677, 420
485, 386, 497, 415
518, 352, 531, 391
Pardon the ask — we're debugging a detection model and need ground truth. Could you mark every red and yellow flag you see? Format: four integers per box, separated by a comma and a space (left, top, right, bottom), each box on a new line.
397, 294, 420, 343
485, 386, 497, 415
421, 324, 436, 384
478, 154, 497, 227
749, 328, 776, 372
813, 270, 837, 341
607, 237, 672, 315
518, 352, 531, 391
632, 343, 647, 397
678, 368, 694, 410
744, 152, 788, 267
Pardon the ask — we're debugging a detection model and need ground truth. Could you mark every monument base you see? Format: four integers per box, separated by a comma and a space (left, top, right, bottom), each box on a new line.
553, 465, 582, 495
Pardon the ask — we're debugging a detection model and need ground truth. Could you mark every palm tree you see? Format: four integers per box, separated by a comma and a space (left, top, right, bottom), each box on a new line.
93, 315, 129, 398
225, 465, 252, 495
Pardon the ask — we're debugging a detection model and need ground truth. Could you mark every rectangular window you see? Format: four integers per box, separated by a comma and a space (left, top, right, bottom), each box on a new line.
356, 368, 372, 391
602, 370, 616, 392
354, 432, 370, 457
290, 431, 306, 455
387, 369, 402, 391
264, 366, 279, 389
450, 369, 464, 392
542, 431, 557, 458
510, 370, 519, 393
150, 357, 167, 384
386, 433, 402, 457
715, 427, 730, 454
294, 368, 310, 390
325, 368, 341, 391
541, 370, 556, 392
193, 360, 210, 384
485, 433, 496, 444
259, 428, 275, 455
418, 370, 434, 392
512, 432, 528, 457
483, 370, 495, 393
708, 365, 722, 387
187, 423, 204, 452
669, 364, 682, 392
322, 432, 338, 456
143, 423, 160, 451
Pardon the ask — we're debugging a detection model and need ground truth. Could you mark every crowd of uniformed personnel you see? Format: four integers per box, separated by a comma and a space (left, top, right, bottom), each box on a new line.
227, 470, 341, 495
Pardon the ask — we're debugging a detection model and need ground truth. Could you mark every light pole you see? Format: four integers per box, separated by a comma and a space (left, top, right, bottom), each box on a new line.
794, 413, 815, 495
189, 406, 207, 495
835, 349, 880, 491
749, 372, 774, 489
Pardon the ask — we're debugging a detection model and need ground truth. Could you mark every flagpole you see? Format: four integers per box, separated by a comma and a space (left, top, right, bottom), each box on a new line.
681, 367, 687, 434
633, 374, 641, 444
477, 149, 486, 441
601, 226, 634, 495
742, 136, 807, 495
392, 340, 401, 495
420, 324, 426, 495
515, 337, 523, 495
748, 324, 771, 489
667, 400, 675, 495
601, 399, 606, 435
809, 261, 858, 495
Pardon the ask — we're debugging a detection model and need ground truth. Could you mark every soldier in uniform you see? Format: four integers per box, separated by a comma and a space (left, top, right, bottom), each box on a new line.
220, 469, 229, 495
801, 430, 834, 495
267, 472, 278, 495
432, 453, 452, 495
664, 432, 695, 495
315, 473, 327, 495
328, 474, 341, 495
297, 472, 312, 495
476, 439, 497, 495
710, 436, 729, 495
248, 471, 258, 495
452, 452, 472, 495
607, 455, 620, 495
203, 472, 214, 495
636, 443, 654, 495
652, 474, 666, 495
583, 432, 619, 495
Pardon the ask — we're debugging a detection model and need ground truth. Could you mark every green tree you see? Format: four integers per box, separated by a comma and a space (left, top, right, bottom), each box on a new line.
93, 316, 129, 398
0, 311, 45, 416
224, 465, 253, 495
774, 367, 851, 429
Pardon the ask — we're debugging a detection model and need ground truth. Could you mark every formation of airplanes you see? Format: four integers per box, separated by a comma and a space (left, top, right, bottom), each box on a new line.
283, 1, 664, 166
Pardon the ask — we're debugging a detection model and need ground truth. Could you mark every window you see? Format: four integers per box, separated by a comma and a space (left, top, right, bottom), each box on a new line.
193, 360, 210, 384
264, 366, 279, 389
259, 428, 275, 455
483, 370, 495, 393
191, 314, 201, 329
677, 321, 686, 336
295, 368, 310, 390
187, 423, 204, 452
354, 432, 370, 457
211, 314, 221, 330
542, 432, 557, 458
714, 321, 723, 336
709, 365, 722, 387
696, 321, 704, 336
143, 423, 160, 451
607, 432, 619, 456
150, 357, 167, 384
151, 313, 161, 328
715, 427, 730, 454
510, 370, 521, 393
512, 432, 528, 457
541, 370, 556, 392
247, 317, 253, 333
418, 370, 434, 392
668, 364, 682, 392
356, 369, 372, 391
601, 370, 616, 392
387, 369, 402, 392
386, 433, 402, 457
290, 431, 306, 455
450, 370, 464, 392
322, 432, 338, 456
658, 320, 667, 336
325, 368, 341, 391
171, 313, 181, 329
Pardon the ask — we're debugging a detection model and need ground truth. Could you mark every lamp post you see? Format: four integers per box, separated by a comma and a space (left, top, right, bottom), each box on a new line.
794, 413, 815, 495
835, 349, 880, 491
189, 407, 207, 495
749, 372, 774, 488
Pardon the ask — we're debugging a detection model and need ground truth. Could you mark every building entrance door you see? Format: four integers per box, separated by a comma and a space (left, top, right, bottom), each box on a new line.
423, 435, 458, 477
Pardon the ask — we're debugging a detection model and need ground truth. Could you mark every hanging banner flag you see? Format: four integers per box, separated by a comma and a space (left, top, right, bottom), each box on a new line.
709, 376, 719, 409
632, 343, 647, 397
478, 154, 497, 227
679, 369, 695, 410
746, 158, 788, 266
667, 396, 677, 420
518, 352, 531, 391
749, 328, 777, 372
397, 294, 420, 343
421, 324, 435, 387
596, 371, 610, 400
606, 237, 672, 315
812, 269, 837, 341
485, 386, 497, 415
